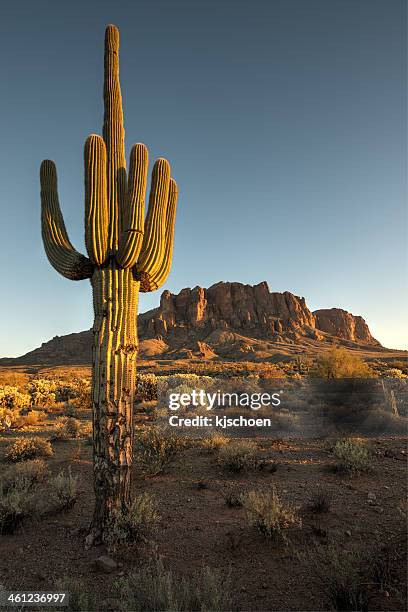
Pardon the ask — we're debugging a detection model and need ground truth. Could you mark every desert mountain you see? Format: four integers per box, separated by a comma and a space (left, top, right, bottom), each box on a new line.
1, 281, 393, 366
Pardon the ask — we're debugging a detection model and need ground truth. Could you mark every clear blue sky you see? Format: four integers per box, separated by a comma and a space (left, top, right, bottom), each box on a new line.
0, 0, 406, 356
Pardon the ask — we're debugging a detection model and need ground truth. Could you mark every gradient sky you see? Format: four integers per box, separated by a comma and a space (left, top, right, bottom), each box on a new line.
0, 0, 406, 356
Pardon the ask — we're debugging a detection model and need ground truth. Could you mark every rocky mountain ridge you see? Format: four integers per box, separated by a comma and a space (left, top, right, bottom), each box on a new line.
1, 281, 386, 366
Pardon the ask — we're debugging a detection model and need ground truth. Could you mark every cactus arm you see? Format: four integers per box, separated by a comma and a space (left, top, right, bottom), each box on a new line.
135, 158, 170, 285
116, 143, 148, 268
138, 178, 178, 292
103, 24, 126, 253
84, 135, 109, 266
40, 160, 94, 280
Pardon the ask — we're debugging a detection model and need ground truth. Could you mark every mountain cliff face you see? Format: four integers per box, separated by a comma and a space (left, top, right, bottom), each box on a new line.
313, 308, 380, 346
141, 281, 317, 339
1, 281, 383, 366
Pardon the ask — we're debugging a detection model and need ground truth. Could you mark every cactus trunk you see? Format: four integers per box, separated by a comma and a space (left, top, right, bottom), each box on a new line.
90, 265, 139, 536
40, 24, 178, 545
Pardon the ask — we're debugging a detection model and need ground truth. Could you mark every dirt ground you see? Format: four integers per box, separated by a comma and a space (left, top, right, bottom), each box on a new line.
0, 420, 406, 612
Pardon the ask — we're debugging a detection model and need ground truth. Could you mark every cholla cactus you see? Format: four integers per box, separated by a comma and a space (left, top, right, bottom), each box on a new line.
40, 25, 178, 542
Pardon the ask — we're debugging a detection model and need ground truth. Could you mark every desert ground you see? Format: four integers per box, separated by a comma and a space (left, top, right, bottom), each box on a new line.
0, 359, 406, 612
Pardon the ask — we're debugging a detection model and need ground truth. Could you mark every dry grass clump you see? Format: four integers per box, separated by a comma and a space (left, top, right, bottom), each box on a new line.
55, 577, 95, 611
222, 485, 245, 507
311, 545, 369, 611
48, 467, 79, 511
4, 436, 53, 462
0, 479, 36, 534
201, 431, 229, 451
333, 438, 372, 474
309, 489, 331, 513
0, 459, 50, 534
217, 439, 258, 472
53, 416, 91, 440
0, 459, 49, 492
135, 426, 189, 476
115, 556, 233, 612
243, 486, 302, 543
104, 492, 160, 552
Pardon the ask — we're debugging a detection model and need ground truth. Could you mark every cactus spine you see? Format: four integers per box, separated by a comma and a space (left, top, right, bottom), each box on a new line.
40, 25, 178, 543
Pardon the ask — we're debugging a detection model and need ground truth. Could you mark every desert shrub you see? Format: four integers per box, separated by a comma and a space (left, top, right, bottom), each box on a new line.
0, 385, 31, 410
115, 556, 233, 612
217, 440, 257, 472
28, 378, 58, 407
272, 410, 299, 431
55, 378, 92, 411
313, 348, 372, 380
0, 479, 36, 534
243, 486, 301, 542
21, 409, 47, 427
53, 416, 83, 440
136, 373, 158, 402
201, 431, 229, 451
48, 467, 79, 511
135, 426, 188, 476
359, 410, 407, 435
311, 545, 369, 611
222, 486, 244, 507
54, 577, 95, 611
104, 492, 160, 552
383, 368, 407, 379
310, 489, 331, 513
0, 459, 49, 493
0, 407, 22, 431
81, 421, 93, 444
333, 438, 372, 474
5, 436, 53, 462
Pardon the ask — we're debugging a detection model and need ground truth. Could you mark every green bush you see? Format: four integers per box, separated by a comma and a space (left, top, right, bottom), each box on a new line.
5, 436, 54, 462
333, 438, 372, 474
243, 486, 302, 543
135, 427, 188, 476
217, 440, 257, 472
115, 556, 233, 612
104, 492, 160, 552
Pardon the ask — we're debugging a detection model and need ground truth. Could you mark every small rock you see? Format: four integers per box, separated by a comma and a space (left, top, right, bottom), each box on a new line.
345, 530, 352, 537
261, 583, 268, 589
95, 555, 118, 574
384, 591, 390, 598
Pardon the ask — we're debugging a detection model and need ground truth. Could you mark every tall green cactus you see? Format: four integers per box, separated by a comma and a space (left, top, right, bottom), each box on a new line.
40, 24, 178, 543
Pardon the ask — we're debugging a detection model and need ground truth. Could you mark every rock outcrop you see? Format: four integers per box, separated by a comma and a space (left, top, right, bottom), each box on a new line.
313, 308, 380, 346
1, 281, 383, 366
140, 281, 316, 340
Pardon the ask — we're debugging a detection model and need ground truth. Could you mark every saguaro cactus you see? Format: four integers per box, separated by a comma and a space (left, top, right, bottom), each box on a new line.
40, 24, 178, 543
